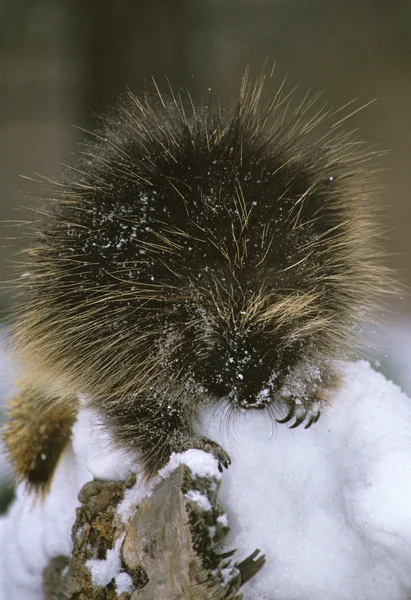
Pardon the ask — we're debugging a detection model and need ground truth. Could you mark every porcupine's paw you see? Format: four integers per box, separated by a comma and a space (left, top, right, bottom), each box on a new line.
180, 435, 231, 473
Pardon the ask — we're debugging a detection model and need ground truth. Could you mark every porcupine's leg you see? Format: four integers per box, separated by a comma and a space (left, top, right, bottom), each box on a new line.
3, 386, 79, 494
103, 390, 231, 479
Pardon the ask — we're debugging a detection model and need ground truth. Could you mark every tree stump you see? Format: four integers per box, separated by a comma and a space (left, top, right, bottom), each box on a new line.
43, 462, 265, 600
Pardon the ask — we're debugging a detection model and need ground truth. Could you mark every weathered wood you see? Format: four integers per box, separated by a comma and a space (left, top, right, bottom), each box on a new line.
43, 478, 128, 600
43, 464, 265, 600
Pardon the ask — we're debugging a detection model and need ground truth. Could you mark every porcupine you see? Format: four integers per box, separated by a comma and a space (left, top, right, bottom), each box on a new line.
3, 73, 386, 494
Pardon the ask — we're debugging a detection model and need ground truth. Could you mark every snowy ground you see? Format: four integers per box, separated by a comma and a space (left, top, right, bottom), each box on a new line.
2, 336, 411, 598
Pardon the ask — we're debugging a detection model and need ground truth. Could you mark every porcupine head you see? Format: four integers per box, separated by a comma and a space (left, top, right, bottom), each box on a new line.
4, 72, 386, 492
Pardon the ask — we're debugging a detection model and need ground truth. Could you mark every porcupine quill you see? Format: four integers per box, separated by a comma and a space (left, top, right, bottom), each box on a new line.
2, 71, 389, 493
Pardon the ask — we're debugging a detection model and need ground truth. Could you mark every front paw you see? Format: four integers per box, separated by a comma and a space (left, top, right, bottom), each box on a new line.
178, 435, 231, 473
196, 436, 231, 472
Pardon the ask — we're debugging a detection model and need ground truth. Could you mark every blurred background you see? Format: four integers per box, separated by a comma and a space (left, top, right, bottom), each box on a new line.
0, 0, 410, 509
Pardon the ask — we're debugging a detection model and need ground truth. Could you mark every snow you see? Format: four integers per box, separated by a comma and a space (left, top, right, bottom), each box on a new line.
159, 447, 221, 480
86, 532, 134, 595
184, 489, 213, 511
2, 360, 411, 599
116, 476, 154, 523
114, 571, 134, 595
71, 404, 135, 482
86, 534, 125, 588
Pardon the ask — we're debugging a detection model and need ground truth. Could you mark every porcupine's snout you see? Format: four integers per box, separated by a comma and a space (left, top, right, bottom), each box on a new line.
190, 316, 325, 428
221, 350, 276, 410
195, 327, 282, 410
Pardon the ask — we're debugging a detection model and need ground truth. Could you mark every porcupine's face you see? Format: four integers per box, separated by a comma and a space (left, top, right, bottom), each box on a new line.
186, 326, 325, 428
149, 154, 342, 424
190, 320, 329, 418
149, 193, 338, 422
144, 135, 343, 424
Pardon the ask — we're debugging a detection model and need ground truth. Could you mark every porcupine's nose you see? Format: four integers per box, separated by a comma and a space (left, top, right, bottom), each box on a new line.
215, 344, 275, 409
233, 372, 273, 409
193, 325, 276, 408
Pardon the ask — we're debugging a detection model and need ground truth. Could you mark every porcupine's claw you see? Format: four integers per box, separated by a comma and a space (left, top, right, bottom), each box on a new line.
304, 410, 321, 429
277, 406, 321, 429
289, 413, 306, 429
275, 406, 295, 424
